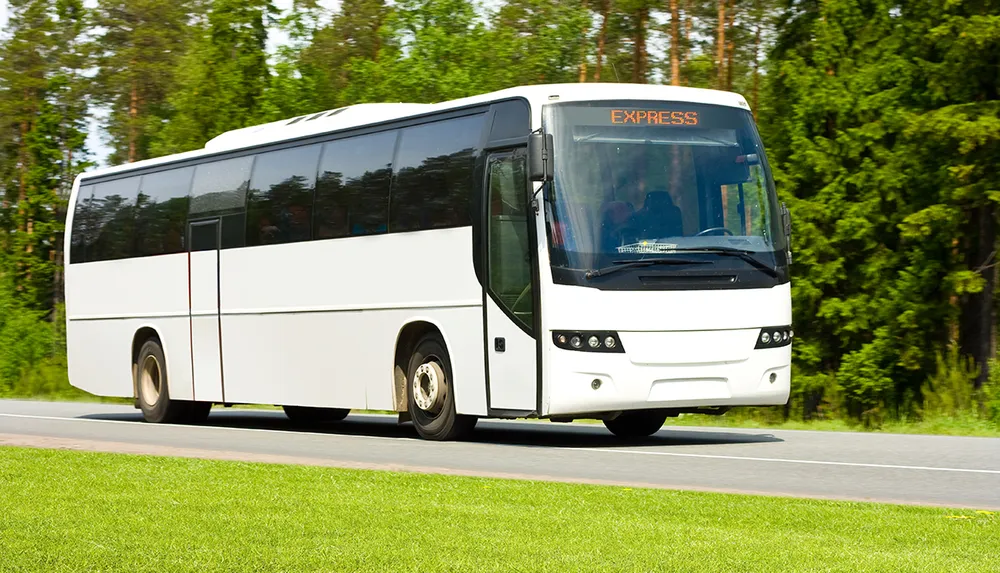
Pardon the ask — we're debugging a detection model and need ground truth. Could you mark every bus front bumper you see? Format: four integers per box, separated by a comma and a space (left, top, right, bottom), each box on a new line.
544, 329, 791, 417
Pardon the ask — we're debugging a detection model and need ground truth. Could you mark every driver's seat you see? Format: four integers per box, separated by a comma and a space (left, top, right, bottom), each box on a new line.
633, 191, 683, 239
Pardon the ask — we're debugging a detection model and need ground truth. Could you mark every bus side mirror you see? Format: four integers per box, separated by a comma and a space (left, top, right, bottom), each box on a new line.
528, 133, 554, 182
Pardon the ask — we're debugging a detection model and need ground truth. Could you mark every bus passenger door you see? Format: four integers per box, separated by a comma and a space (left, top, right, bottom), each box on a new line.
189, 220, 224, 403
485, 150, 537, 412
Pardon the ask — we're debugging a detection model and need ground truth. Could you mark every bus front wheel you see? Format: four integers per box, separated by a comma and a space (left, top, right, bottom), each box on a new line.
406, 334, 476, 441
603, 409, 668, 439
135, 339, 210, 424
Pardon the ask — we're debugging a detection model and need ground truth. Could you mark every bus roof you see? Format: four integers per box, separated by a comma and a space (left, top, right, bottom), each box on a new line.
77, 83, 750, 183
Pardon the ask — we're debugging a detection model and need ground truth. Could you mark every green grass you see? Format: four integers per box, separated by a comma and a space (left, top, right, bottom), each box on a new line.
0, 447, 996, 572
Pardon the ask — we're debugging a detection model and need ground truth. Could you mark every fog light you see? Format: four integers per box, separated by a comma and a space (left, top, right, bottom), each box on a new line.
761, 332, 771, 344
604, 336, 616, 349
591, 379, 602, 390
588, 336, 600, 349
570, 336, 582, 348
769, 372, 777, 384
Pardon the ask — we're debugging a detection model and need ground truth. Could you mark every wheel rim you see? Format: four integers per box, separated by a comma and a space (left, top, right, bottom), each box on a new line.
139, 355, 162, 407
412, 360, 445, 415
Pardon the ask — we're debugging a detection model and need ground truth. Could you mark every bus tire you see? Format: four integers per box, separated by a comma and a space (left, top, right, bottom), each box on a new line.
407, 334, 476, 441
282, 405, 350, 424
135, 339, 188, 424
603, 409, 668, 439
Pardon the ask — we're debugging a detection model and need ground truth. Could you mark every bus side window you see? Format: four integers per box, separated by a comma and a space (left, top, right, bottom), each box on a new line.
135, 167, 194, 257
88, 176, 142, 262
70, 185, 96, 264
389, 114, 486, 233
245, 144, 320, 247
315, 130, 396, 240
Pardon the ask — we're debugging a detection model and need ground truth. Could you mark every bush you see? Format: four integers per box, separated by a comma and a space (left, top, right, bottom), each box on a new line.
920, 347, 979, 418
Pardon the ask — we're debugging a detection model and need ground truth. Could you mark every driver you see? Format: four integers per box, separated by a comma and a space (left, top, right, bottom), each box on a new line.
629, 187, 683, 241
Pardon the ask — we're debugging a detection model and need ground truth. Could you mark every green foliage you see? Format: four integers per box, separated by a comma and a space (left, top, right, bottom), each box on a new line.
93, 0, 198, 164
922, 347, 979, 418
153, 0, 278, 154
0, 0, 999, 436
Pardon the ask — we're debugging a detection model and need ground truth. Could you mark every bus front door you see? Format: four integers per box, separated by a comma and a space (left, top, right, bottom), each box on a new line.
189, 219, 225, 403
484, 149, 537, 412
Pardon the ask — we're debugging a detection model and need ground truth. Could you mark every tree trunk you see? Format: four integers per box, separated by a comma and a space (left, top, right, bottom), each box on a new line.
683, 0, 692, 84
725, 0, 736, 90
670, 0, 680, 86
960, 205, 997, 389
129, 74, 139, 163
594, 0, 610, 81
975, 204, 996, 388
752, 22, 761, 118
632, 7, 648, 83
716, 0, 726, 89
578, 0, 590, 83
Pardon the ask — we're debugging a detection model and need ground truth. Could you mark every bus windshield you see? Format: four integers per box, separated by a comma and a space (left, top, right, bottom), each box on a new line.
543, 100, 785, 278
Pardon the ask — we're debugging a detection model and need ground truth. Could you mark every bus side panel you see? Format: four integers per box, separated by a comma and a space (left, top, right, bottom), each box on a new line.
64, 255, 193, 400
217, 228, 487, 415
218, 307, 485, 414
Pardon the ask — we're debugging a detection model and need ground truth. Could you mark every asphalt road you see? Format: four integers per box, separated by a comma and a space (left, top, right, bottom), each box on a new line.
1, 399, 998, 509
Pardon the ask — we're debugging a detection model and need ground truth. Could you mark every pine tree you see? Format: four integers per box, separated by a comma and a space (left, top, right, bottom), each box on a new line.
299, 0, 392, 110
0, 0, 90, 311
93, 0, 197, 164
153, 0, 277, 154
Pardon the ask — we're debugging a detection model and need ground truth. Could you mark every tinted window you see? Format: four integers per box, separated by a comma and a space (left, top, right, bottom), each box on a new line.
488, 100, 530, 142
246, 145, 320, 246
390, 114, 485, 232
70, 185, 97, 264
315, 130, 396, 239
135, 167, 193, 257
190, 220, 219, 252
85, 177, 141, 262
189, 156, 253, 217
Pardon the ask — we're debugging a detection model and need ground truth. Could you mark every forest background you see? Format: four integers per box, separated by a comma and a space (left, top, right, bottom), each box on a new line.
1, 0, 998, 433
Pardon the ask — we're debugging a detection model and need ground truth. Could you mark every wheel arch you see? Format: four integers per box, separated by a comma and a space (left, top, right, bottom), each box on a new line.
392, 318, 454, 413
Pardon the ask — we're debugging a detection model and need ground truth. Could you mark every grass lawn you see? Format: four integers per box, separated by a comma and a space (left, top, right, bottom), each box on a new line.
0, 447, 996, 572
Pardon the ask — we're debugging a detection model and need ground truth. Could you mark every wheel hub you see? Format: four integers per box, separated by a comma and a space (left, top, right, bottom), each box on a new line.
412, 361, 444, 413
139, 355, 162, 407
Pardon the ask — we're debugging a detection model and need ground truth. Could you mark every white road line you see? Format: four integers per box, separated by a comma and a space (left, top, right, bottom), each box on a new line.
2, 412, 999, 476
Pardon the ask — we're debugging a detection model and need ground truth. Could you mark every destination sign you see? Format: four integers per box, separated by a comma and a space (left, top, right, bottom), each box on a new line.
610, 109, 699, 126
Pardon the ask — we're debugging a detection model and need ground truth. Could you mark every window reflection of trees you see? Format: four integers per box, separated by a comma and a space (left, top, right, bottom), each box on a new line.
248, 175, 313, 245
315, 167, 393, 239
390, 148, 476, 232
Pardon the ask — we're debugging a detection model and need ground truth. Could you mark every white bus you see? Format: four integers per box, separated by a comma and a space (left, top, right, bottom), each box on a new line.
65, 83, 792, 441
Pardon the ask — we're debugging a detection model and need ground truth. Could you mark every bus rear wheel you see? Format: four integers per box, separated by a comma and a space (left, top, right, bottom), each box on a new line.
136, 339, 210, 424
407, 334, 476, 441
603, 409, 668, 439
282, 405, 350, 425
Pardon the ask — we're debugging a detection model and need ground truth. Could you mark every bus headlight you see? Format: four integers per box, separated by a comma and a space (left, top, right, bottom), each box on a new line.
755, 325, 792, 349
553, 331, 625, 353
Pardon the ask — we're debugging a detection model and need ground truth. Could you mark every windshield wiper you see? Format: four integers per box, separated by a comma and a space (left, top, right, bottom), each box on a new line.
585, 257, 710, 280
665, 247, 780, 278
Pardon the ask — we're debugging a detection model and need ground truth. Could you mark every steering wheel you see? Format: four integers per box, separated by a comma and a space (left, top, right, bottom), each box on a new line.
695, 227, 735, 237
